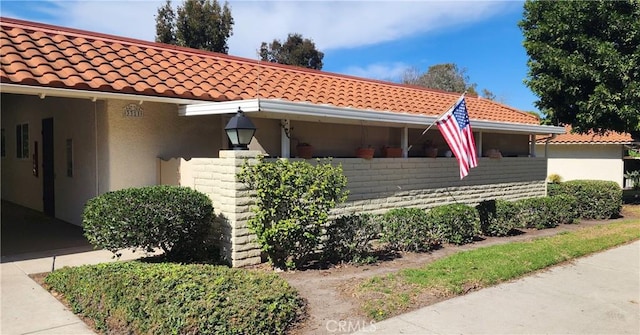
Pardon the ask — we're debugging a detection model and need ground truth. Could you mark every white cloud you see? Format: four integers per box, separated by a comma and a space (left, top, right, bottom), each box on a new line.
11, 0, 519, 59
341, 62, 411, 82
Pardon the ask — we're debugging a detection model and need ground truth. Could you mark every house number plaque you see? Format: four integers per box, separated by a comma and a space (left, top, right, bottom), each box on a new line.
123, 103, 144, 118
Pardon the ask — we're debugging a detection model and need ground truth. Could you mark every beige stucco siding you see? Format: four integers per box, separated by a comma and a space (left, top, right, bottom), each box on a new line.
1, 94, 100, 224
102, 100, 223, 191
535, 143, 624, 186
1, 95, 228, 226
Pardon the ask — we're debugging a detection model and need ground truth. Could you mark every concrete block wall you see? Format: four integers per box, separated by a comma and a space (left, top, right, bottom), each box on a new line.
189, 151, 262, 267
332, 157, 547, 215
177, 154, 547, 267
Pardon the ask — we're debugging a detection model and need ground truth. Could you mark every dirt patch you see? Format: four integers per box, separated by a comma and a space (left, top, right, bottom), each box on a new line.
281, 205, 640, 335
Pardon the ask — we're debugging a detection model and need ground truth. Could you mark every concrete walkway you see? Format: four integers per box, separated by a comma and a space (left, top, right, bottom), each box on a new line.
354, 240, 640, 335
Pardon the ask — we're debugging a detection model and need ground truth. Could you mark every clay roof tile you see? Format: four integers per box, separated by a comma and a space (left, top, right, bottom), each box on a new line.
1, 17, 540, 125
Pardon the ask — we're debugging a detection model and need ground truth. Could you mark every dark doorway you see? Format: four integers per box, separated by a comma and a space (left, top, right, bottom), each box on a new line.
42, 118, 54, 217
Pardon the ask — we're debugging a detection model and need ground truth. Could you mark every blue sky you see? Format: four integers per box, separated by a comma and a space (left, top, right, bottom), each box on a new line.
0, 0, 540, 113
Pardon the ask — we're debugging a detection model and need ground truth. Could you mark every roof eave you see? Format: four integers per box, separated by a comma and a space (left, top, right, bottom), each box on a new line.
0, 83, 208, 105
180, 99, 566, 135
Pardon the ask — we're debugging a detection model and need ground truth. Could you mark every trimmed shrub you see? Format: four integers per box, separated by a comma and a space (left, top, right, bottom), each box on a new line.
547, 182, 562, 196
237, 157, 348, 270
548, 194, 579, 224
476, 199, 519, 237
44, 262, 305, 335
380, 208, 443, 252
427, 204, 479, 245
514, 197, 558, 229
323, 213, 381, 264
550, 180, 622, 219
83, 185, 214, 261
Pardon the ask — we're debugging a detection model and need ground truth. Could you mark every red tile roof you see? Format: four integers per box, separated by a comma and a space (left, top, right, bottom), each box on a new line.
1, 17, 539, 125
539, 126, 635, 144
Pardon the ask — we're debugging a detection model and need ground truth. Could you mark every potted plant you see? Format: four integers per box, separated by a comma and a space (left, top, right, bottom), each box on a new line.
356, 146, 375, 159
382, 146, 403, 158
296, 143, 314, 159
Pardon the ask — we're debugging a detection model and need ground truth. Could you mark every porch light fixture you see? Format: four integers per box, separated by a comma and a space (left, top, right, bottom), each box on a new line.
225, 107, 256, 150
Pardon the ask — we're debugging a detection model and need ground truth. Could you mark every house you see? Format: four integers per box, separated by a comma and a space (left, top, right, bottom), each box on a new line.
536, 126, 639, 188
1, 17, 564, 266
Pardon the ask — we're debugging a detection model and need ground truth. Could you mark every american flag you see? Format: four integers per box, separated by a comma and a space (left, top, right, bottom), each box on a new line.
436, 96, 478, 179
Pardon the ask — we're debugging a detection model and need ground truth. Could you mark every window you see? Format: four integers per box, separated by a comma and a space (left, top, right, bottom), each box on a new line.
66, 138, 73, 177
1, 128, 5, 157
16, 123, 29, 159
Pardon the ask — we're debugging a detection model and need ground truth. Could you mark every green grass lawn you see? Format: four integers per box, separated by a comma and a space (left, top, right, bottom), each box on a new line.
358, 218, 640, 321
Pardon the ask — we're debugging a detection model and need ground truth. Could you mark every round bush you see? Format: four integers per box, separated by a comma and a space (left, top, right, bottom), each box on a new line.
552, 180, 622, 219
83, 185, 214, 260
427, 204, 479, 245
323, 213, 381, 264
514, 197, 558, 229
476, 199, 519, 237
380, 208, 443, 252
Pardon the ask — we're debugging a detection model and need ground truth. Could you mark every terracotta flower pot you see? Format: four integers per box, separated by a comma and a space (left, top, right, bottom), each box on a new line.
296, 145, 314, 159
382, 146, 403, 158
356, 147, 375, 159
424, 147, 438, 158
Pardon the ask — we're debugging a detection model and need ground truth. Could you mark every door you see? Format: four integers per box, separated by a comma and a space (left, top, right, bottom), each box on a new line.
42, 118, 55, 217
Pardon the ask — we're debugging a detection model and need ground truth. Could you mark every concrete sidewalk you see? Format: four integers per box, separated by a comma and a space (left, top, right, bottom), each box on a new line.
354, 240, 640, 335
1, 248, 156, 335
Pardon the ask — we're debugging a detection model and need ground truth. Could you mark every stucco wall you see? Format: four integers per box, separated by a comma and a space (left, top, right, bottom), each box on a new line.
1, 94, 100, 225
1, 95, 228, 226
103, 100, 223, 191
181, 154, 546, 267
535, 143, 624, 186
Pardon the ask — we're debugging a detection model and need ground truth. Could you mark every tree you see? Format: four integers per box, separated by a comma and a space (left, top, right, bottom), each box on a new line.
520, 0, 640, 139
259, 33, 324, 70
155, 0, 234, 54
401, 64, 481, 96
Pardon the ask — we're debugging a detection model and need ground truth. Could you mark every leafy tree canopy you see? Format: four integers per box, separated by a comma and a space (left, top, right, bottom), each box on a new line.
520, 0, 640, 139
259, 33, 324, 70
155, 0, 234, 54
401, 64, 499, 100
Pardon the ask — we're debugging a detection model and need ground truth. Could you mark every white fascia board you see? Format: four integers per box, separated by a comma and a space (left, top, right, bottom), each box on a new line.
257, 99, 440, 125
1, 83, 206, 105
179, 98, 566, 135
178, 99, 260, 115
471, 120, 565, 134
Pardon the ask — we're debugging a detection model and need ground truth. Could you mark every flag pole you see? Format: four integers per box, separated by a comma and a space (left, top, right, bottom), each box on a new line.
421, 91, 467, 135
408, 91, 467, 151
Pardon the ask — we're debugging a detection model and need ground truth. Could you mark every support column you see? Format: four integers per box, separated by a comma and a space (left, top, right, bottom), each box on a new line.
529, 134, 537, 157
280, 119, 290, 158
402, 127, 409, 158
476, 131, 483, 158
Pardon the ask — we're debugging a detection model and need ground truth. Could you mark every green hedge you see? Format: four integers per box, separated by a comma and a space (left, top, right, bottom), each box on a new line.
514, 197, 558, 229
83, 185, 214, 261
426, 204, 479, 245
476, 200, 519, 236
549, 194, 579, 224
45, 262, 305, 335
380, 208, 443, 252
323, 213, 381, 264
549, 180, 622, 219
